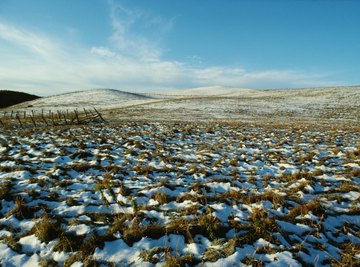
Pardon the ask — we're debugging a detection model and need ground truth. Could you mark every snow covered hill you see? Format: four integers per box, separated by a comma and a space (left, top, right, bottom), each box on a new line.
113, 86, 360, 125
5, 86, 360, 126
11, 88, 156, 111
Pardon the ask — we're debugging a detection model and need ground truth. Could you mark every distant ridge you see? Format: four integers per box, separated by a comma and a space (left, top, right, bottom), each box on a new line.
53, 88, 152, 99
9, 88, 156, 111
0, 90, 40, 108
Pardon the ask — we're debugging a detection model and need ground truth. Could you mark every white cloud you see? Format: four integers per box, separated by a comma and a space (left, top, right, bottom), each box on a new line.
91, 47, 116, 58
0, 3, 339, 96
0, 22, 60, 59
107, 0, 164, 62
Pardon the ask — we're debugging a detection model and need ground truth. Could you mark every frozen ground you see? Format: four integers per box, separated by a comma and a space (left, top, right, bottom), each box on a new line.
0, 122, 359, 266
6, 86, 360, 127
109, 86, 360, 125
11, 89, 159, 111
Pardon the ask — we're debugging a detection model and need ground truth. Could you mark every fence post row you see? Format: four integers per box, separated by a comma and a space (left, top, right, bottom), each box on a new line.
0, 108, 106, 128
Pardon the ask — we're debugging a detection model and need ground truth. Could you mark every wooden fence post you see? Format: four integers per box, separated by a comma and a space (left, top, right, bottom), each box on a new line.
16, 113, 23, 127
51, 112, 56, 125
63, 113, 68, 125
30, 115, 36, 127
29, 110, 36, 127
41, 110, 49, 126
74, 109, 80, 124
94, 108, 106, 122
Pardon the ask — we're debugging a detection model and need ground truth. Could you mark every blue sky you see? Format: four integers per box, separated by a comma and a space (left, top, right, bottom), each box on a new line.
0, 0, 359, 95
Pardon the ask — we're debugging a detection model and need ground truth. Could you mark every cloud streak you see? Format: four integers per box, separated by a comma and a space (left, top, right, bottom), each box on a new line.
0, 3, 339, 96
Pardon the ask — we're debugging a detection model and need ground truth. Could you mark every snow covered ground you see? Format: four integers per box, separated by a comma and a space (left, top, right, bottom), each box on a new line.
5, 86, 360, 126
11, 89, 159, 111
0, 122, 359, 266
111, 86, 360, 125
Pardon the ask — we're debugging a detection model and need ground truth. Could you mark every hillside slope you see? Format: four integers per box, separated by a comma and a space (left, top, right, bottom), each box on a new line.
5, 86, 360, 126
0, 90, 40, 108
11, 88, 157, 111
111, 86, 360, 126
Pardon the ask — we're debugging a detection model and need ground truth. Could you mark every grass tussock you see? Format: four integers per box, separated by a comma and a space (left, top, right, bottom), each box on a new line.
288, 199, 325, 218
163, 254, 199, 267
238, 208, 279, 244
33, 216, 62, 243
53, 232, 84, 252
139, 246, 170, 264
8, 197, 37, 220
242, 191, 284, 208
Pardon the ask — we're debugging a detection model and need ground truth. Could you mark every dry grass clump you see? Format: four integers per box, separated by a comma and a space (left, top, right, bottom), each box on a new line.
158, 179, 178, 190
65, 197, 79, 206
336, 181, 360, 193
348, 206, 360, 215
2, 235, 22, 253
331, 242, 360, 267
242, 191, 284, 208
243, 256, 264, 266
109, 215, 166, 245
108, 214, 132, 236
163, 156, 187, 164
94, 173, 117, 205
39, 258, 59, 267
166, 218, 194, 243
290, 171, 314, 183
238, 208, 279, 244
142, 224, 167, 240
53, 231, 84, 252
196, 213, 226, 241
139, 246, 170, 264
70, 150, 94, 160
63, 233, 105, 266
163, 254, 199, 267
8, 196, 37, 219
0, 165, 13, 173
118, 181, 131, 196
66, 163, 97, 173
298, 152, 316, 164
247, 175, 257, 184
350, 168, 360, 178
152, 192, 172, 205
179, 204, 201, 216
79, 234, 103, 257
288, 199, 325, 218
203, 238, 237, 262
217, 189, 243, 204
191, 181, 210, 194
0, 181, 13, 202
312, 169, 324, 176
132, 165, 154, 176
164, 207, 228, 242
33, 216, 62, 243
287, 181, 310, 194
121, 224, 149, 244
176, 193, 206, 204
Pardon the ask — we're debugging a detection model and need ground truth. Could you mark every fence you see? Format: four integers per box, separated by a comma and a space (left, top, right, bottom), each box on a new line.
0, 108, 106, 128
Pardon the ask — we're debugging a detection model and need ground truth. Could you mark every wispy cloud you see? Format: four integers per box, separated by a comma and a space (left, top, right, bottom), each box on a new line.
106, 0, 172, 61
0, 22, 60, 59
0, 2, 339, 96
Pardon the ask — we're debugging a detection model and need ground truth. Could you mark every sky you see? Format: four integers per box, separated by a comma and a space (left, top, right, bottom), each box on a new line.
0, 0, 359, 96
